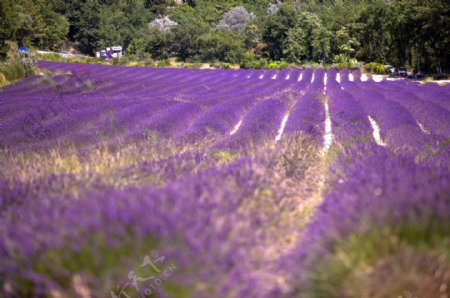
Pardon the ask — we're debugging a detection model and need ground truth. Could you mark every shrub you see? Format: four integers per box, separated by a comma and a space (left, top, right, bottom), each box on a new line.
302, 61, 323, 69
222, 63, 231, 69
423, 76, 434, 83
277, 61, 289, 69
39, 53, 63, 62
0, 72, 6, 86
331, 55, 363, 70
95, 58, 110, 65
157, 59, 171, 68
240, 52, 256, 69
144, 59, 156, 67
208, 61, 222, 68
0, 38, 9, 61
118, 57, 129, 66
240, 52, 269, 69
432, 73, 449, 80
349, 58, 362, 69
110, 57, 129, 66
333, 54, 348, 65
365, 62, 387, 74
375, 64, 385, 74
183, 61, 202, 68
85, 57, 97, 64
266, 61, 289, 69
0, 59, 24, 81
267, 62, 277, 69
0, 56, 35, 81
70, 59, 85, 64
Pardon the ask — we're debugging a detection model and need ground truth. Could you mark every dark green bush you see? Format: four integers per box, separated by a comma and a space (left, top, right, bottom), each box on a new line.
0, 38, 8, 61
432, 73, 449, 80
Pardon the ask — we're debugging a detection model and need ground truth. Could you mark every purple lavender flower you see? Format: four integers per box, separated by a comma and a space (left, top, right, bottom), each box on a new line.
279, 143, 450, 297
1, 61, 449, 297
284, 93, 325, 146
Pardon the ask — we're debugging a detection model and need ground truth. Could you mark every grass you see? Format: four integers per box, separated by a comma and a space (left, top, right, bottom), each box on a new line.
211, 149, 236, 163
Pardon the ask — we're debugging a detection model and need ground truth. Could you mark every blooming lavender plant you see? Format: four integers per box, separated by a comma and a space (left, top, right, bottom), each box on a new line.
284, 93, 325, 146
279, 143, 450, 297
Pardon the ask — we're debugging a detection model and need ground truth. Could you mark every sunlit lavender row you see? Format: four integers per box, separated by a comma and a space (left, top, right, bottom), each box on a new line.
0, 61, 449, 297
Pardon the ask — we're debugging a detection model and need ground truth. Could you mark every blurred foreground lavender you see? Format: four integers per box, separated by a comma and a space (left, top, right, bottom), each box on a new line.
0, 62, 449, 297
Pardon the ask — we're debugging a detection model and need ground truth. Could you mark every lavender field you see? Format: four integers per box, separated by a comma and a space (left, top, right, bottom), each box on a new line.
0, 61, 449, 298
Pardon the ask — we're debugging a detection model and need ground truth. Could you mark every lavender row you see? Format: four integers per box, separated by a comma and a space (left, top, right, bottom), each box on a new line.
342, 83, 440, 157
325, 87, 373, 144
277, 143, 450, 297
216, 99, 286, 151
283, 93, 325, 147
0, 153, 299, 297
360, 80, 450, 138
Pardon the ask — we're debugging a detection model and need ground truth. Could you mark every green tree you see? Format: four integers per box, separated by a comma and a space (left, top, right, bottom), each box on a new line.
243, 20, 263, 49
0, 33, 8, 60
127, 36, 147, 57
0, 1, 16, 60
11, 0, 44, 47
169, 19, 209, 61
145, 29, 170, 60
262, 3, 296, 60
284, 26, 307, 63
73, 0, 103, 55
33, 0, 69, 50
400, 0, 450, 72
144, 0, 176, 15
353, 2, 393, 64
198, 30, 245, 63
335, 26, 359, 59
0, 0, 16, 40
284, 12, 331, 63
0, 0, 68, 51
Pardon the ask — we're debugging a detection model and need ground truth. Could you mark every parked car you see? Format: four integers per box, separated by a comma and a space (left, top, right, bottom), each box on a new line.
407, 73, 424, 80
60, 51, 71, 58
99, 50, 111, 61
384, 65, 395, 74
397, 67, 407, 77
18, 47, 29, 54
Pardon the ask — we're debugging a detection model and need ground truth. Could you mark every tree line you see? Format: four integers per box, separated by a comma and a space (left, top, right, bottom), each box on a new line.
1, 0, 449, 72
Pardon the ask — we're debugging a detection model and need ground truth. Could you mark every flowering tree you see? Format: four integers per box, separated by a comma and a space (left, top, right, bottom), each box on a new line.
267, 1, 281, 16
148, 16, 178, 32
217, 7, 255, 35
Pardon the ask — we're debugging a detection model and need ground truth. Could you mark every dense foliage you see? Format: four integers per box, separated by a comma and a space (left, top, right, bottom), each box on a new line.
0, 0, 449, 68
